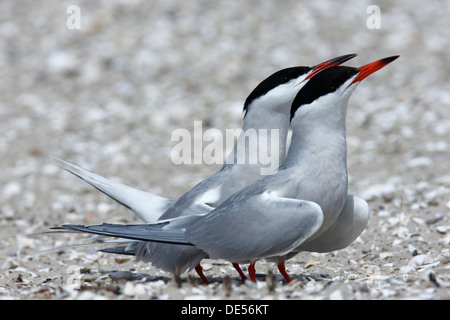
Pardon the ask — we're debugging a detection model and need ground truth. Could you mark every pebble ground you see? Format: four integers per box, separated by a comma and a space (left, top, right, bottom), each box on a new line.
1, 1, 449, 300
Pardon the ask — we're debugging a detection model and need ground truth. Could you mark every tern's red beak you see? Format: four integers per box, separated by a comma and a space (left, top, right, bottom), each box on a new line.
352, 55, 400, 84
306, 53, 358, 80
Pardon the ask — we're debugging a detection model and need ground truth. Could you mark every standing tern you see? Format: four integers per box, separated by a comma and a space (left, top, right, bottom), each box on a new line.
54, 54, 356, 284
61, 55, 399, 283
61, 56, 399, 283
261, 56, 400, 282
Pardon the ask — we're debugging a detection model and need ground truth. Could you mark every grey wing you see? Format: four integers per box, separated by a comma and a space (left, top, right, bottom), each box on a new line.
61, 222, 192, 245
51, 156, 173, 222
185, 192, 324, 263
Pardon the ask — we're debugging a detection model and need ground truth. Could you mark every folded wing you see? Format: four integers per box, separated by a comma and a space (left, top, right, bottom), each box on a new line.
184, 192, 324, 263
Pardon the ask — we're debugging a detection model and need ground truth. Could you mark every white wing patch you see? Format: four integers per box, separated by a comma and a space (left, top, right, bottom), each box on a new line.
196, 184, 222, 208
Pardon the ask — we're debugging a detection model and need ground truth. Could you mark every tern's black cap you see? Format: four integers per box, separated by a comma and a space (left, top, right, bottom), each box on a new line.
290, 66, 359, 120
243, 67, 312, 116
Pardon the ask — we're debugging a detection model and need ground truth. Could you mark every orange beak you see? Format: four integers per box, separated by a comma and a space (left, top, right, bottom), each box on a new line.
352, 55, 400, 84
306, 53, 358, 80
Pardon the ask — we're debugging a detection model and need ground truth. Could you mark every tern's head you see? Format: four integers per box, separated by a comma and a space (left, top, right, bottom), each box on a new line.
242, 54, 357, 119
290, 55, 399, 123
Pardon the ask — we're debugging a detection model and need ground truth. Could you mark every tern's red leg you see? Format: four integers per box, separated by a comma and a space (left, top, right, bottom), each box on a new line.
195, 264, 210, 285
248, 262, 256, 282
232, 263, 248, 282
277, 261, 292, 283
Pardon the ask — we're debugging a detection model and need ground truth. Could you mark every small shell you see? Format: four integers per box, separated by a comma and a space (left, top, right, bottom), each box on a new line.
436, 225, 450, 234
304, 258, 317, 268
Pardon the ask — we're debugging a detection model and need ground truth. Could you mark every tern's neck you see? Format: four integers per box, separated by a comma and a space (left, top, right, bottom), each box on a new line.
283, 97, 349, 169
223, 102, 291, 174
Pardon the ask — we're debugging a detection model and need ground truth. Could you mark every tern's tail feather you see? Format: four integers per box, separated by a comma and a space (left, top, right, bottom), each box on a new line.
50, 156, 173, 223
100, 245, 136, 255
61, 223, 194, 246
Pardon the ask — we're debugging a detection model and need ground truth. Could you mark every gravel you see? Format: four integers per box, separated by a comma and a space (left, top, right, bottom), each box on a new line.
1, 0, 449, 300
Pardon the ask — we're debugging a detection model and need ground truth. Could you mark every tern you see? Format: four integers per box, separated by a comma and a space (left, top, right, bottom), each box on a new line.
54, 54, 356, 284
61, 56, 399, 283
